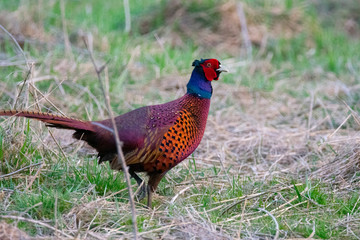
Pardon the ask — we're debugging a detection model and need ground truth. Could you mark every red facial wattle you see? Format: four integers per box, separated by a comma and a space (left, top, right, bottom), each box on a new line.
200, 59, 221, 81
202, 66, 217, 81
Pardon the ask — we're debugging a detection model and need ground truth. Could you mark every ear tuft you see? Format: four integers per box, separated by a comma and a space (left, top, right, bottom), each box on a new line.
192, 58, 206, 67
192, 60, 200, 67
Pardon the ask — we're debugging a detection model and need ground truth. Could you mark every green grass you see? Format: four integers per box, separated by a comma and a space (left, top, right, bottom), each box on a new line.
1, 0, 360, 239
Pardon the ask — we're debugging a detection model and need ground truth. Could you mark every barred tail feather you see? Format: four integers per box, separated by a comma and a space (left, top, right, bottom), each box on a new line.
0, 110, 95, 132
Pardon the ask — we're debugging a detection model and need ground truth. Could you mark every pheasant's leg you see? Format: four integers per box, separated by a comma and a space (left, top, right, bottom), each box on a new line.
147, 172, 166, 208
128, 169, 146, 201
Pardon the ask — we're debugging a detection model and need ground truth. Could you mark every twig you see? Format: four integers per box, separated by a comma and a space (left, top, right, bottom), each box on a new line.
139, 222, 191, 236
25, 162, 44, 190
48, 130, 68, 159
0, 215, 73, 238
327, 100, 360, 146
60, 0, 73, 59
83, 36, 138, 239
160, 218, 175, 240
54, 193, 59, 239
269, 186, 309, 216
351, 195, 360, 215
123, 0, 131, 33
84, 201, 106, 239
306, 91, 314, 140
218, 148, 233, 188
348, 228, 360, 240
307, 220, 316, 239
237, 199, 247, 239
170, 185, 192, 204
26, 81, 67, 116
13, 65, 32, 110
87, 231, 106, 240
0, 162, 42, 179
28, 73, 68, 165
273, 200, 308, 219
64, 82, 105, 118
258, 208, 279, 240
0, 24, 30, 70
0, 24, 32, 110
237, 2, 252, 59
325, 113, 351, 140
343, 100, 360, 126
220, 192, 267, 216
220, 184, 302, 215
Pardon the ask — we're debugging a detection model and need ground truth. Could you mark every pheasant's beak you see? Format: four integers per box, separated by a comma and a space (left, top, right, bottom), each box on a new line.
216, 65, 228, 73
213, 64, 228, 81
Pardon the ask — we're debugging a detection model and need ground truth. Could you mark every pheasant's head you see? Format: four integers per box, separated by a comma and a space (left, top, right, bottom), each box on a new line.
192, 58, 228, 81
187, 58, 228, 99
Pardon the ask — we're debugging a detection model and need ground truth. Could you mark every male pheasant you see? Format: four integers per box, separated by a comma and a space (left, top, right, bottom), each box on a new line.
0, 58, 227, 207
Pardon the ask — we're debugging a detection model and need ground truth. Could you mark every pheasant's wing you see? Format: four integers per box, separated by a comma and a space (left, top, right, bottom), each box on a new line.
89, 106, 151, 156
126, 106, 201, 174
124, 106, 178, 165
89, 105, 175, 165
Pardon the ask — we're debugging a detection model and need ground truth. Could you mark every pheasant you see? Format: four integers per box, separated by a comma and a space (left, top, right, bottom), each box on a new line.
0, 58, 227, 207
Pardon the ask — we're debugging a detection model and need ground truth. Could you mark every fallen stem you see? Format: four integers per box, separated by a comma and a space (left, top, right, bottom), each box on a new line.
83, 36, 138, 239
0, 162, 42, 179
0, 215, 73, 238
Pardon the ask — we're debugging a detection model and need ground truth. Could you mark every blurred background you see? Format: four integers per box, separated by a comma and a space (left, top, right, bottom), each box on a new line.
1, 0, 360, 239
1, 0, 360, 113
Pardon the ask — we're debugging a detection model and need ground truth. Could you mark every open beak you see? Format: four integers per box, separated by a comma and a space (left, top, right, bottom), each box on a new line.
216, 65, 228, 73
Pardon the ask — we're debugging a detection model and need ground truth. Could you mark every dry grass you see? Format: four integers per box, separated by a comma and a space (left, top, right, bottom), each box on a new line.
1, 0, 360, 239
0, 221, 34, 240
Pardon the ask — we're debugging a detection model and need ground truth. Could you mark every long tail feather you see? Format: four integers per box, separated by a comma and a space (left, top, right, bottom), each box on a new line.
0, 110, 95, 131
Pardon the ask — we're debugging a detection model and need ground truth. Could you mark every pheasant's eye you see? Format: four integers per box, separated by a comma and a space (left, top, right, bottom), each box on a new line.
207, 63, 212, 67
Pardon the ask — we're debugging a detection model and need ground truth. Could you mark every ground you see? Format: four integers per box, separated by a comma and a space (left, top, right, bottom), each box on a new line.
0, 0, 360, 239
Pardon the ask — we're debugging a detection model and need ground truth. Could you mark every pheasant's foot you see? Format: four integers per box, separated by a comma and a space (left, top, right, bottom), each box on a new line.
135, 183, 147, 202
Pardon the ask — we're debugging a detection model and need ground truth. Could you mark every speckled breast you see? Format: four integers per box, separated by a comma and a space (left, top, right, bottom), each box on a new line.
144, 94, 210, 173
